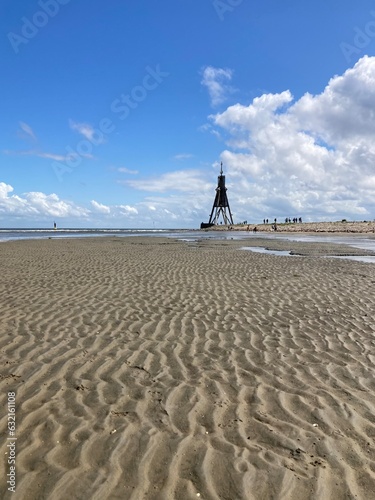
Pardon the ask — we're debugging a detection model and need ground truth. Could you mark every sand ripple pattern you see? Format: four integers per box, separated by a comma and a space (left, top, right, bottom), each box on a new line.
1, 237, 375, 499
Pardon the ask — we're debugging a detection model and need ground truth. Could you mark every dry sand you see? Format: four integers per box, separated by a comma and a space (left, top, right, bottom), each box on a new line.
1, 236, 375, 500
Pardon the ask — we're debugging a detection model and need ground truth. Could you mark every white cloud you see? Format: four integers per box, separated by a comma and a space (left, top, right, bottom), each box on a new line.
91, 200, 111, 214
36, 152, 73, 162
118, 204, 138, 215
201, 66, 234, 107
3, 149, 93, 162
5, 57, 375, 228
19, 122, 37, 141
89, 200, 139, 219
118, 167, 139, 175
173, 153, 193, 160
123, 169, 209, 193
0, 182, 89, 218
206, 56, 375, 221
0, 181, 208, 227
70, 120, 105, 144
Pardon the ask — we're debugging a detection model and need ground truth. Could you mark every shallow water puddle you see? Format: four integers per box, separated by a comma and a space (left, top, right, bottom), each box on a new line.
241, 246, 375, 263
241, 246, 292, 256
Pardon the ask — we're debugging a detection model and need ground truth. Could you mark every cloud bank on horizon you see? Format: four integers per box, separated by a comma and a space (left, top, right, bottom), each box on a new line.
2, 56, 375, 227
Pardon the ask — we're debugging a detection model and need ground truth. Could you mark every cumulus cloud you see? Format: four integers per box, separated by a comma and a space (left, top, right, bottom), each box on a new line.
118, 204, 138, 215
88, 200, 139, 219
136, 192, 211, 226
0, 182, 89, 218
208, 56, 375, 221
0, 179, 215, 227
201, 66, 235, 107
5, 57, 375, 227
0, 181, 205, 227
91, 200, 111, 214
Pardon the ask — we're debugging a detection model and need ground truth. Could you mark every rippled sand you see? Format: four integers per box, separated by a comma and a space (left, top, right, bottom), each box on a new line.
1, 237, 375, 499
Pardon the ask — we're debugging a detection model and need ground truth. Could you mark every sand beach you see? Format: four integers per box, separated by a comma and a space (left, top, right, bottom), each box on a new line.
1, 236, 375, 499
208, 221, 375, 234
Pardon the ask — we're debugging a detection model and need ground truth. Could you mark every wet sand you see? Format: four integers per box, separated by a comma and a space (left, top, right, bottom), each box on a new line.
1, 236, 375, 499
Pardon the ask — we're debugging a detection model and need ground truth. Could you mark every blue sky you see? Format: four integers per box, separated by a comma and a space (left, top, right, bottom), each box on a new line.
2, 0, 375, 227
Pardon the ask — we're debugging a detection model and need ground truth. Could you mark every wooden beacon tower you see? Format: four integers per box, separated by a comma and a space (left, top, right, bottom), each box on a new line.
201, 162, 234, 229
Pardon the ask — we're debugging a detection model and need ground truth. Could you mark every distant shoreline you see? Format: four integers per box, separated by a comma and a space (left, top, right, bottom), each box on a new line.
204, 220, 375, 233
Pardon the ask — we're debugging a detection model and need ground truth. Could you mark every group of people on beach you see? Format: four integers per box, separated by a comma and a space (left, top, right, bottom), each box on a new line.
231, 216, 304, 232
284, 217, 303, 223
262, 218, 279, 231
242, 216, 304, 232
262, 217, 303, 224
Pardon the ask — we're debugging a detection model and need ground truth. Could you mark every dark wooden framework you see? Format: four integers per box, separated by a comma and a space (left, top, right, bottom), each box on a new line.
201, 162, 234, 228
